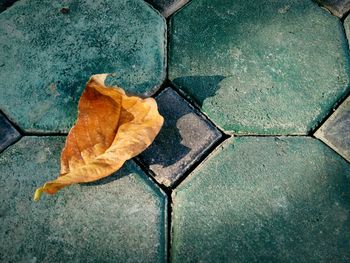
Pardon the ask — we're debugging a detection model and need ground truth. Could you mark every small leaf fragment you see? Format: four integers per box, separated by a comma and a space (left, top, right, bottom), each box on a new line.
34, 74, 163, 201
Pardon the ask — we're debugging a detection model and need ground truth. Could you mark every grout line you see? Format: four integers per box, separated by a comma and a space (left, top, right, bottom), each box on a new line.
166, 0, 192, 19
312, 136, 350, 165
165, 17, 170, 81
168, 81, 231, 133
23, 132, 68, 136
232, 134, 310, 137
310, 17, 350, 135
312, 0, 345, 19
340, 9, 350, 22
0, 0, 18, 13
162, 81, 228, 135
0, 135, 22, 154
170, 132, 231, 190
151, 79, 173, 98
159, 12, 168, 97
132, 157, 172, 263
312, 89, 349, 134
133, 157, 171, 194
0, 110, 68, 137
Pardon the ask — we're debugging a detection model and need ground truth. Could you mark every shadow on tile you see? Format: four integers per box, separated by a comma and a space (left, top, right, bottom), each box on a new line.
141, 91, 192, 169
81, 171, 128, 187
138, 87, 222, 187
173, 75, 225, 107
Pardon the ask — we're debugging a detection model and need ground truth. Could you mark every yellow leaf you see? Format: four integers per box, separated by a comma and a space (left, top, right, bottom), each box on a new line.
34, 74, 164, 201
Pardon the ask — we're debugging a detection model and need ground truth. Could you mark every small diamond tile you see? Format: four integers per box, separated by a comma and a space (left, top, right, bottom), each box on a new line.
138, 87, 222, 187
145, 0, 190, 17
315, 96, 350, 162
0, 112, 20, 152
172, 137, 350, 262
0, 136, 167, 263
0, 0, 17, 12
315, 0, 350, 17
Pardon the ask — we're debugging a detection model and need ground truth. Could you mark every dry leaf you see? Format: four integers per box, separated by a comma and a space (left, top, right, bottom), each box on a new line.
34, 74, 163, 201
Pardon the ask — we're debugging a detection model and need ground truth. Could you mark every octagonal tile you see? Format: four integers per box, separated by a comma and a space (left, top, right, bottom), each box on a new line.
0, 0, 166, 132
169, 0, 350, 134
0, 136, 167, 262
172, 137, 350, 262
0, 0, 17, 12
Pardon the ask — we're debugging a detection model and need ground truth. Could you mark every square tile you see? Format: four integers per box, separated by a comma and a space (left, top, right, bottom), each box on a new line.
172, 137, 350, 262
138, 87, 222, 187
0, 112, 20, 152
315, 96, 350, 162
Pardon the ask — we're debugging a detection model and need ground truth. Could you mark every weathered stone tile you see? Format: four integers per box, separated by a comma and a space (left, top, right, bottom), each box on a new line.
138, 87, 222, 187
169, 0, 350, 135
315, 0, 350, 17
0, 137, 167, 263
172, 137, 350, 262
315, 96, 350, 162
0, 0, 166, 132
0, 112, 20, 152
145, 0, 190, 17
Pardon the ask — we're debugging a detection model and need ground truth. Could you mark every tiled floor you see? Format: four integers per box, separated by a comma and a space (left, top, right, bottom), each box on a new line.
1, 0, 350, 262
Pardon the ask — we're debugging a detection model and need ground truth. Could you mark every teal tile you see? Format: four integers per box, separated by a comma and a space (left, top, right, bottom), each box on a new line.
315, 96, 350, 162
172, 137, 350, 262
169, 0, 350, 135
138, 87, 222, 187
315, 0, 350, 17
0, 137, 167, 263
0, 0, 166, 132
